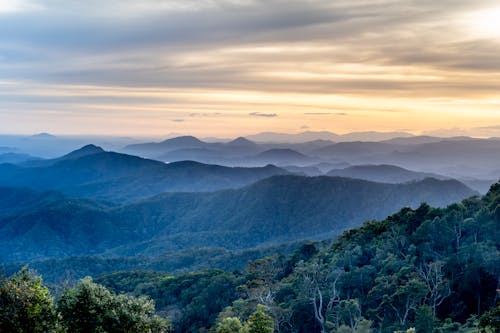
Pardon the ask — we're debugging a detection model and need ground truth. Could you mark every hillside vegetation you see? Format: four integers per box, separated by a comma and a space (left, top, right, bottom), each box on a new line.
95, 181, 499, 332
2, 183, 496, 332
0, 176, 476, 263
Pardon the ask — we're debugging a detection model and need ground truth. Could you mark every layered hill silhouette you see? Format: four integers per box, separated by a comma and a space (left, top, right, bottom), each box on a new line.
245, 148, 316, 166
0, 152, 40, 164
0, 145, 289, 202
0, 176, 477, 262
327, 164, 448, 183
124, 136, 211, 157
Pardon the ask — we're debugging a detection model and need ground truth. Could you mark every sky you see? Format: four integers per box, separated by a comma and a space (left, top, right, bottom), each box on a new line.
1, 0, 500, 138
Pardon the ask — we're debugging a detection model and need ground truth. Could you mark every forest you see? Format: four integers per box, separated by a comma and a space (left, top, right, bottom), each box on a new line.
1, 182, 498, 332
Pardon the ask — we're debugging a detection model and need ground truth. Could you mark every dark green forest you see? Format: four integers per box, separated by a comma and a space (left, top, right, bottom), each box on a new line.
1, 182, 499, 333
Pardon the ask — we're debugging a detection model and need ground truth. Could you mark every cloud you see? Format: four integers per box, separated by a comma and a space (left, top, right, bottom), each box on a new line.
304, 112, 347, 115
249, 112, 277, 118
171, 119, 184, 122
2, 0, 500, 98
1, 0, 500, 136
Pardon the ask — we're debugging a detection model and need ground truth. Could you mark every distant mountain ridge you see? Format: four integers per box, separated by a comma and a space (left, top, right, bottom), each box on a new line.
246, 148, 315, 166
124, 136, 217, 157
0, 146, 289, 202
246, 131, 413, 143
0, 152, 40, 164
327, 164, 448, 183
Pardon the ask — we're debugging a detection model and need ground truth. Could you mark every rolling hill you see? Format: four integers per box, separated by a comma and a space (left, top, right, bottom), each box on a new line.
0, 176, 477, 263
327, 164, 448, 183
124, 135, 212, 157
245, 148, 315, 166
0, 146, 289, 202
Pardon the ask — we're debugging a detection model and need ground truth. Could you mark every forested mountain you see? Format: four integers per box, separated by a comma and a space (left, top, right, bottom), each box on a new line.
0, 146, 289, 202
90, 181, 499, 333
327, 164, 447, 183
0, 176, 476, 263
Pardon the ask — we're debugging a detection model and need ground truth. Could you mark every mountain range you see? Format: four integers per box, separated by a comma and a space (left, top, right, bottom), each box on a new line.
0, 175, 477, 263
245, 131, 414, 143
326, 164, 448, 183
0, 145, 289, 202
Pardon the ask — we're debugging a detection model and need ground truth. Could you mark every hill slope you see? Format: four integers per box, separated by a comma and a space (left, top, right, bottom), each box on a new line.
0, 176, 477, 262
0, 147, 289, 202
327, 164, 448, 183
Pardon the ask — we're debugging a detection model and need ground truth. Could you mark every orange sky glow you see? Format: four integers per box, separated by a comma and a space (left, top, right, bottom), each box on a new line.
1, 0, 500, 138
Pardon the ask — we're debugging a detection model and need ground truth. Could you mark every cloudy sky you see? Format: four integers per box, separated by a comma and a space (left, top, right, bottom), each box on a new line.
1, 0, 500, 137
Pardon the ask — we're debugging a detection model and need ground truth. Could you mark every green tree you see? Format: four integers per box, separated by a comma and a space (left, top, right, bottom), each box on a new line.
415, 305, 434, 333
333, 319, 372, 333
338, 299, 362, 331
479, 302, 500, 333
247, 305, 274, 333
0, 268, 61, 333
58, 277, 170, 333
216, 317, 248, 333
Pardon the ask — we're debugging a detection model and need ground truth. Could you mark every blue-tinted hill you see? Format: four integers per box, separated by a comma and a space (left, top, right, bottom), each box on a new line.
0, 146, 289, 202
0, 176, 477, 263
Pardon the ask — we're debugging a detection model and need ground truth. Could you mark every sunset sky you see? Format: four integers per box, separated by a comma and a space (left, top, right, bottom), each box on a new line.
1, 0, 500, 137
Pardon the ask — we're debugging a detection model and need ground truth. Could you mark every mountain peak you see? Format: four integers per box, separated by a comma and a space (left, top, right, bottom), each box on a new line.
227, 137, 256, 146
160, 135, 203, 144
31, 132, 56, 139
61, 144, 105, 160
256, 148, 307, 158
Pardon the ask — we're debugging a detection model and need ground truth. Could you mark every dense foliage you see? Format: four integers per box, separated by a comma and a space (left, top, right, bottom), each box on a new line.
98, 270, 245, 333
0, 269, 61, 333
97, 182, 499, 332
0, 270, 170, 333
0, 175, 475, 263
1, 183, 498, 332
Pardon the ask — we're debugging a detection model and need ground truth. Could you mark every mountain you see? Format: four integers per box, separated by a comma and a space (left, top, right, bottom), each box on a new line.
0, 176, 477, 262
58, 144, 105, 160
0, 146, 289, 202
0, 134, 154, 158
226, 137, 258, 148
384, 139, 500, 177
246, 131, 341, 143
21, 144, 105, 167
124, 136, 265, 163
282, 165, 323, 176
223, 137, 262, 155
309, 161, 350, 173
0, 153, 40, 164
246, 148, 315, 166
155, 148, 223, 163
31, 132, 57, 139
460, 178, 498, 194
313, 141, 398, 163
246, 131, 413, 143
123, 136, 212, 157
327, 164, 448, 183
339, 131, 413, 142
382, 135, 475, 145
